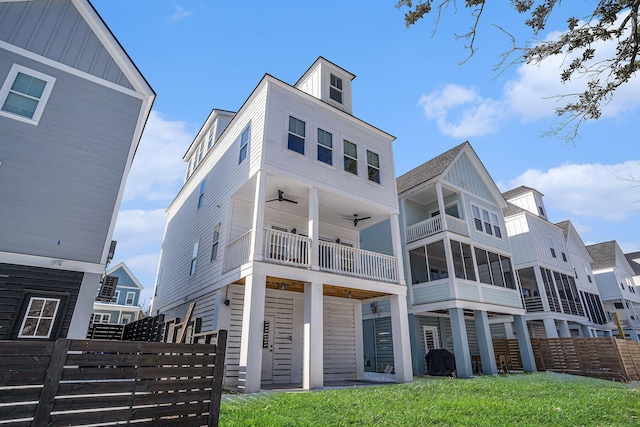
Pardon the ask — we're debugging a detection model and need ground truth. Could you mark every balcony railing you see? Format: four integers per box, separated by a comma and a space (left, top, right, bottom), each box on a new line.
222, 230, 252, 273
318, 241, 398, 283
406, 214, 469, 243
523, 296, 544, 312
263, 228, 311, 268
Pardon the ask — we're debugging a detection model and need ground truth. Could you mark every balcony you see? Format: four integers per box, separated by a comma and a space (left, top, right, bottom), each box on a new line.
522, 296, 544, 312
223, 228, 399, 283
406, 214, 469, 243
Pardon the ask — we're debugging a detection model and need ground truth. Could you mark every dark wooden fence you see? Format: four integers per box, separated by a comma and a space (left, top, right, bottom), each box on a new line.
0, 330, 227, 426
493, 337, 640, 382
86, 314, 165, 341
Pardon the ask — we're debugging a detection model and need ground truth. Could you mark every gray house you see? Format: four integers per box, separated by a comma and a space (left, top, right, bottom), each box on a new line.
0, 0, 154, 340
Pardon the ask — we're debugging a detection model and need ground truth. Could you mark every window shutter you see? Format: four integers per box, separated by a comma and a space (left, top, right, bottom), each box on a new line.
96, 275, 118, 301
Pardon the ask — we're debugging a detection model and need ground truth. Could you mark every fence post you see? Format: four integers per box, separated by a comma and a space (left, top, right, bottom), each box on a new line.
208, 330, 228, 427
33, 338, 71, 425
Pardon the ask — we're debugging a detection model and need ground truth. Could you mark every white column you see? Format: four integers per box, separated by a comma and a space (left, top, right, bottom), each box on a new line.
557, 319, 571, 338
303, 282, 323, 390
435, 181, 447, 230
238, 274, 266, 393
543, 318, 559, 338
513, 314, 537, 372
68, 272, 102, 338
580, 324, 592, 338
389, 294, 413, 383
390, 213, 405, 285
449, 308, 472, 378
250, 170, 266, 262
308, 187, 319, 271
474, 310, 497, 375
533, 266, 551, 312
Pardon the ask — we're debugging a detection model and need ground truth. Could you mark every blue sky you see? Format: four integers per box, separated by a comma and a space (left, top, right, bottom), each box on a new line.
91, 1, 640, 309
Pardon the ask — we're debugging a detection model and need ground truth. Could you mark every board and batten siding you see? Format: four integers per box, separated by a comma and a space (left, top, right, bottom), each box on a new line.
360, 219, 394, 257
0, 50, 142, 264
444, 152, 494, 202
153, 87, 268, 314
462, 194, 511, 254
262, 83, 397, 211
0, 0, 133, 89
324, 297, 358, 380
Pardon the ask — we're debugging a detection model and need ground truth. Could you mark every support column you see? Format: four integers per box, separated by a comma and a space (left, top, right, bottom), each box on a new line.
390, 294, 413, 383
580, 324, 592, 338
408, 314, 424, 375
513, 315, 537, 372
474, 310, 497, 375
308, 187, 319, 271
238, 274, 266, 393
249, 170, 266, 262
558, 319, 571, 337
533, 266, 551, 312
389, 213, 405, 285
435, 182, 447, 230
603, 329, 613, 337
504, 322, 516, 339
543, 318, 559, 338
303, 282, 323, 390
449, 308, 472, 379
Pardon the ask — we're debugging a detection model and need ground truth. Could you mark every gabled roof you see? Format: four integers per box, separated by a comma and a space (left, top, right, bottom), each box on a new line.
586, 241, 618, 270
106, 262, 144, 290
624, 251, 640, 275
502, 185, 544, 201
294, 56, 356, 87
396, 142, 466, 194
556, 220, 594, 263
503, 202, 527, 217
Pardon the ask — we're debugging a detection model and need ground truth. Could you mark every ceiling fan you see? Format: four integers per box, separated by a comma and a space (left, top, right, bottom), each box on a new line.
266, 190, 298, 204
344, 214, 371, 227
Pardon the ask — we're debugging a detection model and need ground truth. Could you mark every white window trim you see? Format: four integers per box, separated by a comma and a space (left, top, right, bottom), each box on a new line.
471, 204, 503, 239
121, 314, 132, 324
286, 114, 307, 157
315, 126, 335, 168
112, 290, 120, 303
343, 139, 359, 176
18, 297, 60, 338
125, 291, 135, 305
211, 223, 221, 262
366, 149, 381, 185
0, 64, 56, 125
329, 73, 343, 104
239, 125, 250, 164
189, 241, 199, 276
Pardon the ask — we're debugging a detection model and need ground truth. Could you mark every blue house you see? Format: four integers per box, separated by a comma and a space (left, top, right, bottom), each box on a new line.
91, 262, 143, 325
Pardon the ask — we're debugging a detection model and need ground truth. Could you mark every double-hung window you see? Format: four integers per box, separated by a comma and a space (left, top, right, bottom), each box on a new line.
547, 237, 556, 258
189, 242, 199, 276
288, 116, 305, 155
0, 64, 55, 125
367, 150, 380, 184
471, 205, 502, 238
197, 180, 206, 208
317, 128, 333, 165
211, 223, 221, 262
125, 292, 135, 305
239, 126, 250, 164
18, 297, 60, 338
330, 74, 343, 104
343, 140, 357, 175
557, 240, 567, 262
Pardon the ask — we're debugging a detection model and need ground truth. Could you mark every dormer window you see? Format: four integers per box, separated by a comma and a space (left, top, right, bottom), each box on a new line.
330, 74, 343, 104
538, 205, 545, 216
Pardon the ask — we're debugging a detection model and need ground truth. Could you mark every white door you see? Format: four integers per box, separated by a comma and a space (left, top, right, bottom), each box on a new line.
423, 325, 440, 354
261, 316, 275, 381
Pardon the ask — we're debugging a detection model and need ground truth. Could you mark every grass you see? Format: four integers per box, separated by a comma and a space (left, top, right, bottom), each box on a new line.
219, 372, 640, 426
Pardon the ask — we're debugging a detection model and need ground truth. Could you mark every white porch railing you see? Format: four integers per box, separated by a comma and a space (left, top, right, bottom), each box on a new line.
222, 230, 252, 273
263, 228, 311, 268
318, 241, 398, 283
405, 214, 469, 243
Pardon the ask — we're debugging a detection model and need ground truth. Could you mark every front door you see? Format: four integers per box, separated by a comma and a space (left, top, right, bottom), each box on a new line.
423, 325, 440, 354
261, 316, 275, 381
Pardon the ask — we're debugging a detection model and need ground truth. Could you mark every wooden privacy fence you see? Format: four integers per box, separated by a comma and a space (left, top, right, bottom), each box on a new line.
86, 314, 165, 341
0, 330, 227, 427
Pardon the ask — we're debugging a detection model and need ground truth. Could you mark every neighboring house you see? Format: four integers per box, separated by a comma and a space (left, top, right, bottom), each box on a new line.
625, 251, 640, 287
502, 187, 611, 339
91, 262, 143, 325
0, 0, 154, 341
151, 57, 412, 393
360, 142, 536, 379
587, 241, 640, 340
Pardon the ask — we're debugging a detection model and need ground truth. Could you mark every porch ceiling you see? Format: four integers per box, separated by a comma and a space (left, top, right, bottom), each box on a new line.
232, 277, 389, 300
232, 172, 393, 229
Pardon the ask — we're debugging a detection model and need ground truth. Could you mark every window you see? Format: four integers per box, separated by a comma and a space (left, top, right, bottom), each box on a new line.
471, 205, 502, 238
317, 128, 333, 165
125, 292, 135, 305
189, 242, 199, 275
197, 145, 203, 164
18, 297, 60, 338
287, 116, 305, 155
474, 248, 516, 289
0, 64, 55, 124
547, 237, 556, 258
538, 205, 545, 216
121, 314, 132, 324
343, 140, 358, 175
211, 223, 221, 262
197, 180, 206, 208
367, 150, 380, 184
450, 240, 476, 281
112, 290, 120, 303
91, 313, 111, 324
330, 74, 343, 103
584, 266, 592, 283
239, 126, 250, 163
557, 240, 567, 262
408, 240, 448, 284
207, 134, 213, 150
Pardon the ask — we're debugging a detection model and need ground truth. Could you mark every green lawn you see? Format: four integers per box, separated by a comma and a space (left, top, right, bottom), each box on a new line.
219, 372, 639, 426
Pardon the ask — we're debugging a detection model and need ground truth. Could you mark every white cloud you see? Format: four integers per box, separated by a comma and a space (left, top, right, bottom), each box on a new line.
113, 208, 167, 247
124, 111, 192, 202
504, 160, 640, 221
168, 3, 193, 22
418, 84, 505, 138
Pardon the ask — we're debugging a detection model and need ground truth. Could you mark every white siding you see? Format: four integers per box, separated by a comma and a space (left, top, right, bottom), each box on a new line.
444, 152, 493, 202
